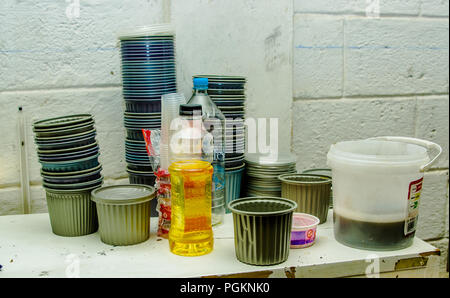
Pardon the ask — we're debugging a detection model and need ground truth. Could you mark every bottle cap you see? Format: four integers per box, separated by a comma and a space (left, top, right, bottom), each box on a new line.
193, 78, 208, 90
179, 104, 203, 116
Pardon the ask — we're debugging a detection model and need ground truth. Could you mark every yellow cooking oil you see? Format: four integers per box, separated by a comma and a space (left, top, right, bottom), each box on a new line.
168, 160, 214, 256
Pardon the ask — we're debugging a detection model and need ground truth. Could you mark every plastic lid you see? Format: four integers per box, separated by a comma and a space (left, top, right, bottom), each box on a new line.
118, 24, 175, 40
245, 152, 297, 166
193, 78, 208, 90
327, 139, 429, 167
179, 104, 202, 116
292, 213, 320, 229
91, 184, 155, 205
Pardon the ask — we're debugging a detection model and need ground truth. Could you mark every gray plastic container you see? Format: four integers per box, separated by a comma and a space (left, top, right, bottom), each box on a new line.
45, 186, 99, 237
278, 174, 332, 223
91, 184, 156, 246
228, 197, 297, 266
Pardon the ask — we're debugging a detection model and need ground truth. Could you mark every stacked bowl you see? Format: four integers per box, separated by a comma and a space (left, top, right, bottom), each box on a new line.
33, 114, 103, 237
119, 24, 177, 216
193, 75, 247, 212
244, 153, 297, 197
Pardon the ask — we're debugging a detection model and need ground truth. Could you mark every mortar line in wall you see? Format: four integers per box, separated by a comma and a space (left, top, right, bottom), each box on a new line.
413, 96, 419, 138
341, 17, 346, 98
425, 236, 450, 242
293, 93, 449, 101
0, 84, 122, 95
293, 12, 450, 20
426, 168, 450, 173
0, 176, 131, 190
290, 0, 295, 155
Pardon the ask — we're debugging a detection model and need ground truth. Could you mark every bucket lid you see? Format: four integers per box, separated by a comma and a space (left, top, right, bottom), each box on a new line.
327, 139, 430, 168
228, 197, 297, 216
91, 184, 155, 205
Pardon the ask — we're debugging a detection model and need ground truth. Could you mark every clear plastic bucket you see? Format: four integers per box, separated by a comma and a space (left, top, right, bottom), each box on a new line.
327, 136, 442, 251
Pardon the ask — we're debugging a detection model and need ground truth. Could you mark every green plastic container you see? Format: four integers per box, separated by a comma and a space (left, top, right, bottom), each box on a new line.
228, 197, 297, 266
45, 186, 99, 237
278, 173, 332, 223
91, 184, 156, 246
301, 168, 333, 208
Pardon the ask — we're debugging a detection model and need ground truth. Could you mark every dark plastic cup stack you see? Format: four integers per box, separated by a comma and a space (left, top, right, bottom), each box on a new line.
119, 25, 177, 216
193, 75, 247, 169
193, 75, 247, 212
33, 114, 103, 236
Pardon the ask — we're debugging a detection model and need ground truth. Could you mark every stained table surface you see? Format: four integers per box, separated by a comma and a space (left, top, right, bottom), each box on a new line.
0, 210, 440, 278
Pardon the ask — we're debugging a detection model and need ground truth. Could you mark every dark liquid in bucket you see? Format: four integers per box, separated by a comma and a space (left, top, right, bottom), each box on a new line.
333, 212, 415, 251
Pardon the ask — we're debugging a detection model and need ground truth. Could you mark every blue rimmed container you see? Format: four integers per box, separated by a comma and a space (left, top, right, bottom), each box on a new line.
40, 153, 100, 173
225, 167, 245, 213
119, 24, 176, 177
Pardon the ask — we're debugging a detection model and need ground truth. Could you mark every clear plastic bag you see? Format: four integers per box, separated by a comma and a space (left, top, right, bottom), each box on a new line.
142, 129, 171, 238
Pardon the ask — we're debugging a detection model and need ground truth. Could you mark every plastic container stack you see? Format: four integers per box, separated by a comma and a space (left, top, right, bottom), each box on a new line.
118, 24, 177, 216
193, 75, 247, 212
33, 114, 103, 236
244, 153, 297, 197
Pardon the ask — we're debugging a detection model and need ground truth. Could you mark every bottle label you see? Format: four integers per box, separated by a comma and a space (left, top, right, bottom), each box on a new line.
213, 163, 225, 191
404, 177, 423, 235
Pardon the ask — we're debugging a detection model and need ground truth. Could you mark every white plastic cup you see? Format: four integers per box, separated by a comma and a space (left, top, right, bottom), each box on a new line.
161, 93, 185, 170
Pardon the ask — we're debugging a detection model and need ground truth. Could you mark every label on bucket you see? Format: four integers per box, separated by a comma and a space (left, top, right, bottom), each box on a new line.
404, 177, 423, 235
291, 229, 316, 246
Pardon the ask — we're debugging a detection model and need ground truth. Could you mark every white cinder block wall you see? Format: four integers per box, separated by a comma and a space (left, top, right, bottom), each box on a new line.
0, 0, 448, 273
293, 0, 449, 272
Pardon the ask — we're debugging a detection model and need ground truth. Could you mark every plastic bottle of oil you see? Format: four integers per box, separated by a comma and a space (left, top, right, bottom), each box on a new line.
168, 160, 214, 256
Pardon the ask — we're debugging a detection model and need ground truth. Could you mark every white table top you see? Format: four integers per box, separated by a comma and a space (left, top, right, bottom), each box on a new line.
0, 210, 439, 278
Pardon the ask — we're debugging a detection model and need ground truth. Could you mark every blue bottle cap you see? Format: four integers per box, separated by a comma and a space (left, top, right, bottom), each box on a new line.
193, 78, 208, 90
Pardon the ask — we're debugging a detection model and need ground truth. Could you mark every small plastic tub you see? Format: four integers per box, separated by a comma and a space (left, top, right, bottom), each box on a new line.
125, 100, 161, 113
91, 185, 156, 246
290, 213, 320, 248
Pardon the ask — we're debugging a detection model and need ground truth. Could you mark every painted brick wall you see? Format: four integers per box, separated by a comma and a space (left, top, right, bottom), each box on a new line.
0, 0, 448, 273
0, 0, 293, 214
293, 0, 449, 272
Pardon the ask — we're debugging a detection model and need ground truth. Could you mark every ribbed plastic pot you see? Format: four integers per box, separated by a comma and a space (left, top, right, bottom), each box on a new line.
125, 100, 161, 113
278, 174, 332, 223
128, 173, 156, 186
301, 168, 333, 208
225, 168, 244, 213
91, 185, 156, 246
228, 197, 297, 266
45, 187, 99, 237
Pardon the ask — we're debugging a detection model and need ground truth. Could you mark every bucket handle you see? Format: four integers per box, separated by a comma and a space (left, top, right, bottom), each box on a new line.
368, 136, 442, 172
